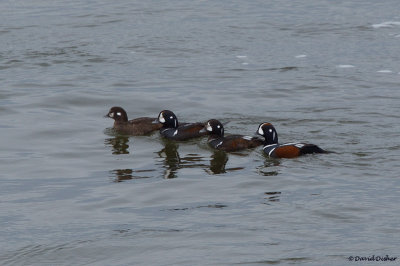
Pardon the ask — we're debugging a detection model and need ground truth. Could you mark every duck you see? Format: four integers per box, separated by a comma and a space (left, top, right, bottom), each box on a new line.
105, 106, 162, 135
158, 110, 207, 141
204, 119, 263, 152
257, 122, 328, 158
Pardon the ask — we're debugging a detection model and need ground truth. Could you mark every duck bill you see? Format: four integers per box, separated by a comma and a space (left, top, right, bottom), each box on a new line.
198, 128, 207, 133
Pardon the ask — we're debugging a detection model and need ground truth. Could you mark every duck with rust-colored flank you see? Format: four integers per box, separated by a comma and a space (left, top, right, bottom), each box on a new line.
105, 106, 162, 135
204, 119, 263, 152
257, 122, 328, 158
158, 110, 207, 141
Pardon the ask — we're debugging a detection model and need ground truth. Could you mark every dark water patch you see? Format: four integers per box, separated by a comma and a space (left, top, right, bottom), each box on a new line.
74, 23, 102, 28
0, 59, 23, 70
86, 57, 106, 63
254, 66, 300, 72
51, 59, 80, 64
263, 192, 282, 204
0, 124, 14, 129
102, 19, 125, 24
3, 26, 37, 31
0, 239, 105, 266
109, 169, 155, 182
312, 210, 360, 222
279, 66, 299, 72
337, 119, 369, 125
163, 203, 228, 212
294, 23, 372, 37
34, 62, 51, 67
111, 82, 135, 87
138, 228, 184, 235
237, 257, 312, 264
296, 106, 353, 114
387, 145, 400, 151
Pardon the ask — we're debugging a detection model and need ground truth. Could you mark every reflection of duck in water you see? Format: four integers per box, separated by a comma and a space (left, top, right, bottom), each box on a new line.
206, 150, 248, 175
157, 140, 208, 179
105, 136, 130, 155
157, 141, 180, 179
208, 150, 228, 174
105, 106, 162, 135
110, 169, 133, 182
110, 169, 154, 182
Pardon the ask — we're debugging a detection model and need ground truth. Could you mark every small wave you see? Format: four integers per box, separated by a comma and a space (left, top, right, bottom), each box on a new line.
336, 65, 355, 68
295, 54, 307, 58
377, 69, 393, 73
372, 21, 400, 28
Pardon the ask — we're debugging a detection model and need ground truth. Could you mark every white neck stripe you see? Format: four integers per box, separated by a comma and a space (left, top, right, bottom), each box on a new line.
268, 147, 276, 156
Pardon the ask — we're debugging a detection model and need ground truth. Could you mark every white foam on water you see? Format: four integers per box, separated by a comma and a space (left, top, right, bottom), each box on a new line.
295, 54, 307, 58
377, 69, 393, 73
236, 55, 247, 59
337, 65, 355, 68
372, 21, 400, 28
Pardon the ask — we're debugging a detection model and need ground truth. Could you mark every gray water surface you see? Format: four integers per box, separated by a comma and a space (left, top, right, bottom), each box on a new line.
1, 0, 400, 265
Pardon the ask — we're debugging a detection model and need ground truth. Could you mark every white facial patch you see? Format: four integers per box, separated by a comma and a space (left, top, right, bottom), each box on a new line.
159, 113, 165, 123
269, 129, 272, 133
116, 112, 122, 116
206, 123, 212, 132
258, 126, 264, 135
109, 112, 114, 118
217, 125, 220, 129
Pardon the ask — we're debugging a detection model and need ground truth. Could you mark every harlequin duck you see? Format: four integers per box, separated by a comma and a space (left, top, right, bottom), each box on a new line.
257, 122, 328, 158
158, 110, 207, 141
204, 119, 263, 152
105, 106, 162, 135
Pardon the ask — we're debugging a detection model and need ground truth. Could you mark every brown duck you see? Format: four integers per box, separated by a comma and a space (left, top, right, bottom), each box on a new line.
105, 106, 162, 135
